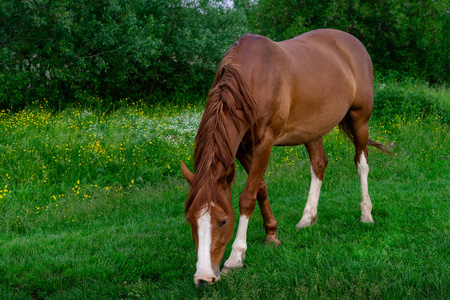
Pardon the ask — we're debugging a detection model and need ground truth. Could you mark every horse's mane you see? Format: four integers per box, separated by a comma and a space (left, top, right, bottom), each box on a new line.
185, 47, 257, 216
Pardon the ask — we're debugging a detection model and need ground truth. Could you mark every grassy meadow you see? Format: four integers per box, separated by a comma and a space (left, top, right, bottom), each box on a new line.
0, 80, 449, 299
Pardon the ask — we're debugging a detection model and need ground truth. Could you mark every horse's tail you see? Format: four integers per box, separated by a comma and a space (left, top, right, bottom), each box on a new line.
339, 114, 393, 155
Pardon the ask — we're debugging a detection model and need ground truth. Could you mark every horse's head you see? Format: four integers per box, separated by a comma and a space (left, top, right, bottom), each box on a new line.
181, 161, 235, 287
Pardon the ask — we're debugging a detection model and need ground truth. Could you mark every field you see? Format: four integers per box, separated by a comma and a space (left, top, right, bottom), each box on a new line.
0, 81, 449, 299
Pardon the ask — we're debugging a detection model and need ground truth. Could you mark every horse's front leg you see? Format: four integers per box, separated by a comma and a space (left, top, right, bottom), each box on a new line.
222, 133, 274, 273
236, 148, 281, 247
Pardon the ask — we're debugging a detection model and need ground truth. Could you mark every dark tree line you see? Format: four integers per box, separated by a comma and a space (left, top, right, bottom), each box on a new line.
242, 0, 449, 84
0, 0, 448, 109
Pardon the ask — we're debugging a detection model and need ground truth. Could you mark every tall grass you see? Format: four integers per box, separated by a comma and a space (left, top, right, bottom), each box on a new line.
0, 102, 201, 233
0, 79, 448, 298
374, 75, 449, 123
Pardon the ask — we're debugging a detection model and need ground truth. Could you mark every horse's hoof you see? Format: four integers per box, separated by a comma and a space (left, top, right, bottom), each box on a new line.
264, 236, 281, 247
361, 215, 374, 224
296, 216, 317, 230
221, 264, 243, 275
221, 267, 232, 275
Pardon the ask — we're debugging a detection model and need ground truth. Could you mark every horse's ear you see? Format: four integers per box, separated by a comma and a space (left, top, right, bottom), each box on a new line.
180, 161, 194, 185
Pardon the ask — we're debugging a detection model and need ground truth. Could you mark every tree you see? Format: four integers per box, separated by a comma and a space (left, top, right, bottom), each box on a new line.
0, 0, 247, 109
244, 0, 449, 83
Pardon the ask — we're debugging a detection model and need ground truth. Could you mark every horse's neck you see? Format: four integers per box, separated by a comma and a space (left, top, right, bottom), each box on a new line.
195, 112, 247, 177
222, 113, 247, 158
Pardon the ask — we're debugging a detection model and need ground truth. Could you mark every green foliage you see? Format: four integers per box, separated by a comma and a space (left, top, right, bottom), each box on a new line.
0, 0, 247, 109
373, 75, 450, 123
1, 0, 448, 111
245, 0, 449, 84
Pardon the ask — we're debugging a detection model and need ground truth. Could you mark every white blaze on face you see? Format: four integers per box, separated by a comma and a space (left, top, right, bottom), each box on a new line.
194, 207, 216, 282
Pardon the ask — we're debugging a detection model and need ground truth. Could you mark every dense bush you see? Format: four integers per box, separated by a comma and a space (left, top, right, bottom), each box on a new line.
373, 77, 449, 123
0, 0, 246, 109
243, 0, 449, 84
1, 0, 448, 110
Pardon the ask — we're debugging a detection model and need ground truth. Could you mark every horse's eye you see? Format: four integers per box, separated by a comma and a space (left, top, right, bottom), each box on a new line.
219, 219, 227, 228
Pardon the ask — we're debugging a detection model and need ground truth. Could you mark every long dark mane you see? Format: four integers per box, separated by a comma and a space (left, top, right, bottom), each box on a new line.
185, 47, 257, 216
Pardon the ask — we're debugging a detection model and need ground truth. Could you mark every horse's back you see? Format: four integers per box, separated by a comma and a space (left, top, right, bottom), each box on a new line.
228, 29, 374, 146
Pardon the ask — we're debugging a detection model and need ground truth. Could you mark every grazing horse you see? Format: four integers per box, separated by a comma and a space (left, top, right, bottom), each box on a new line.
181, 29, 390, 287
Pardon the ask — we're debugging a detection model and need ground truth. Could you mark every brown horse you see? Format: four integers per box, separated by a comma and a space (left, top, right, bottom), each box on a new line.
181, 29, 390, 287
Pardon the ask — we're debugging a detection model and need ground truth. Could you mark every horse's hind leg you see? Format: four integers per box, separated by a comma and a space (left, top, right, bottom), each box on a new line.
296, 138, 328, 229
352, 121, 374, 223
357, 152, 374, 223
345, 113, 374, 223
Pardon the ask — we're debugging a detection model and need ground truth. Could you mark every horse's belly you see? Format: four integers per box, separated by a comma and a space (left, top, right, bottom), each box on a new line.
273, 110, 346, 146
273, 126, 331, 146
273, 131, 313, 146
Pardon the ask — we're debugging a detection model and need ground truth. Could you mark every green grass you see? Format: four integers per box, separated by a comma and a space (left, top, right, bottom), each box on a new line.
0, 81, 448, 299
